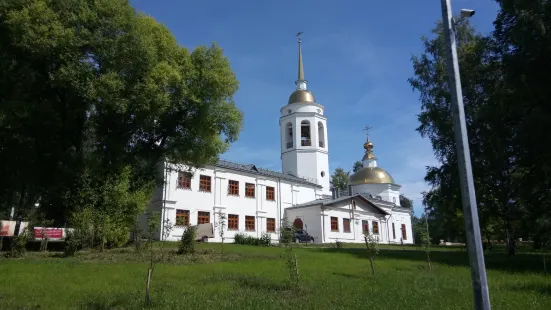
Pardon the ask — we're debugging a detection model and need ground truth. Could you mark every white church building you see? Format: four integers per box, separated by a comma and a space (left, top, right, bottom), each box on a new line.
145, 36, 414, 245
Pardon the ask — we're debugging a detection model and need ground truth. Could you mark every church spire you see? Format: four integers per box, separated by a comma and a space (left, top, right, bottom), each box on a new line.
362, 126, 377, 163
295, 31, 307, 90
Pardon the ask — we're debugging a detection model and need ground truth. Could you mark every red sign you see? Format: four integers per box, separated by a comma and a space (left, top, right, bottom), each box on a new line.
33, 228, 63, 239
0, 223, 9, 236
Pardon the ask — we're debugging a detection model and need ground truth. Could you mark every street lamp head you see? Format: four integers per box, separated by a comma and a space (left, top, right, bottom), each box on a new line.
460, 9, 475, 18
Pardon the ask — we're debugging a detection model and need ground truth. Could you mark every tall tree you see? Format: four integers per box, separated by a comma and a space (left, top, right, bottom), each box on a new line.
409, 18, 517, 252
0, 0, 243, 226
399, 194, 413, 209
492, 0, 551, 251
330, 168, 350, 192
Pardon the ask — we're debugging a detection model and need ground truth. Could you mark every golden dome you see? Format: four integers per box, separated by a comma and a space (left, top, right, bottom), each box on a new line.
288, 89, 316, 105
349, 167, 395, 185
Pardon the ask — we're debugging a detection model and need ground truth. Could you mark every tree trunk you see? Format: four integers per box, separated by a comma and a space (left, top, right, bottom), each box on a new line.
369, 256, 375, 275
145, 268, 152, 305
543, 253, 547, 275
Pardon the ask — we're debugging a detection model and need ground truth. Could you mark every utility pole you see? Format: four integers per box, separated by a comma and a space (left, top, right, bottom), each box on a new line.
440, 0, 491, 309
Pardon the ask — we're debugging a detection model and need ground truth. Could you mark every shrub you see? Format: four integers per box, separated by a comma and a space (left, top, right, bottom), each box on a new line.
234, 233, 247, 245
233, 232, 271, 246
335, 240, 344, 249
6, 231, 28, 258
64, 228, 87, 257
178, 226, 196, 254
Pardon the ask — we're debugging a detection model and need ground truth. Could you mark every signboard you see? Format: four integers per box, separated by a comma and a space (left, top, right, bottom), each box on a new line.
0, 220, 29, 237
33, 227, 64, 240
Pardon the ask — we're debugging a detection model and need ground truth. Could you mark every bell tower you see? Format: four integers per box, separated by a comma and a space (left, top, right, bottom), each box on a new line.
279, 32, 330, 195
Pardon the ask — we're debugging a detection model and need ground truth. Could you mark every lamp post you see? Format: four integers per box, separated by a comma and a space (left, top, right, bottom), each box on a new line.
439, 1, 491, 309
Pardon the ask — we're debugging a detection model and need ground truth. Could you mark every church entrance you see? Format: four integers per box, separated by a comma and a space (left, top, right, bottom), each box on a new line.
293, 218, 304, 230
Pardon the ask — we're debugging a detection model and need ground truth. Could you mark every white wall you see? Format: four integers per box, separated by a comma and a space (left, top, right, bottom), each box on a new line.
351, 183, 401, 206
321, 199, 387, 244
387, 209, 414, 244
286, 198, 388, 244
283, 206, 323, 243
152, 164, 322, 242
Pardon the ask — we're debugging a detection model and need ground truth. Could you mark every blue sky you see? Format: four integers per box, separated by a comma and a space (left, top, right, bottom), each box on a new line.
131, 0, 499, 216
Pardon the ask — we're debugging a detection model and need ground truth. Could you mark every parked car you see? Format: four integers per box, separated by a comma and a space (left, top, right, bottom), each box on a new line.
293, 229, 314, 243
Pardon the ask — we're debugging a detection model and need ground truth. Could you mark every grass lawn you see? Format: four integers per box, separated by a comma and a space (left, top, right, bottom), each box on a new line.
0, 242, 550, 309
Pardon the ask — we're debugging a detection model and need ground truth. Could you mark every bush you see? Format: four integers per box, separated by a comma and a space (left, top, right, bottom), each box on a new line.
178, 226, 196, 254
335, 240, 344, 249
234, 232, 271, 246
64, 229, 86, 257
6, 232, 28, 258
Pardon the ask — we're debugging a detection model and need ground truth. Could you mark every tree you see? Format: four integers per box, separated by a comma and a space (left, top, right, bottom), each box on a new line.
215, 210, 227, 253
353, 161, 363, 172
330, 168, 350, 192
0, 0, 243, 230
492, 0, 551, 254
399, 194, 413, 209
363, 231, 379, 276
409, 17, 519, 254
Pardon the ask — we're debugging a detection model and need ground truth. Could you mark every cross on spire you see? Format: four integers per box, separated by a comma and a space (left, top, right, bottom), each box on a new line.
296, 31, 303, 43
363, 125, 372, 141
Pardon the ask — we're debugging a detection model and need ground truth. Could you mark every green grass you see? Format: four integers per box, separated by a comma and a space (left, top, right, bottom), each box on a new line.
0, 243, 550, 309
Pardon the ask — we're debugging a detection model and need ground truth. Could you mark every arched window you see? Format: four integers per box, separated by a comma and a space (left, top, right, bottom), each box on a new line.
318, 122, 325, 148
285, 122, 293, 149
300, 120, 311, 146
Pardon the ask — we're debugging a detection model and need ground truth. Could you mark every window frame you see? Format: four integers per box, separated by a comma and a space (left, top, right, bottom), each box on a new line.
177, 172, 191, 190
372, 221, 379, 235
199, 175, 212, 192
228, 214, 239, 230
198, 211, 210, 224
392, 222, 396, 239
266, 218, 276, 232
330, 216, 339, 231
401, 223, 407, 240
362, 220, 369, 233
245, 183, 255, 198
245, 216, 256, 231
266, 186, 275, 201
228, 180, 239, 196
175, 209, 190, 227
343, 218, 351, 233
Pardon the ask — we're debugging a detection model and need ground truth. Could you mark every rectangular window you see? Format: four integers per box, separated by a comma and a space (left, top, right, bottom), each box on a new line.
266, 186, 275, 201
177, 172, 191, 189
228, 214, 239, 230
343, 218, 351, 233
372, 221, 379, 234
245, 216, 255, 231
362, 220, 369, 233
228, 180, 239, 196
401, 224, 407, 240
352, 200, 356, 210
198, 211, 210, 224
175, 209, 189, 226
199, 175, 211, 192
267, 218, 276, 232
331, 217, 339, 231
392, 223, 396, 239
245, 183, 255, 198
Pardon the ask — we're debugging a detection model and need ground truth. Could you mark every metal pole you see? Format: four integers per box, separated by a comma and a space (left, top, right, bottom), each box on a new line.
440, 0, 491, 309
